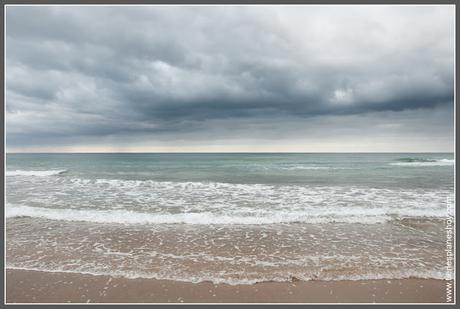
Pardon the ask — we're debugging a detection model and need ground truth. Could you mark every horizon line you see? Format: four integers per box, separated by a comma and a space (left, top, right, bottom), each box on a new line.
5, 151, 455, 154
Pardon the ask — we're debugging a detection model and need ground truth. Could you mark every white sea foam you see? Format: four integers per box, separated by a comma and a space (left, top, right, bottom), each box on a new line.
6, 266, 450, 284
5, 202, 449, 225
6, 155, 454, 286
6, 176, 453, 225
6, 169, 67, 176
390, 159, 454, 167
6, 175, 453, 223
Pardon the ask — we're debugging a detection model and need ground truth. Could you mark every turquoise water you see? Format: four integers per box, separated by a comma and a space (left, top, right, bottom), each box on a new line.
6, 152, 454, 187
5, 153, 455, 284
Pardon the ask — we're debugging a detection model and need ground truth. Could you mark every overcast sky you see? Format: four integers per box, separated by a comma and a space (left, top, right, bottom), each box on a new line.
6, 5, 455, 152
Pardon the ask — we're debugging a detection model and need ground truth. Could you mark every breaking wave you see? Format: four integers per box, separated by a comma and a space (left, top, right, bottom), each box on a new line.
5, 201, 449, 225
6, 170, 68, 177
391, 158, 454, 167
5, 266, 450, 284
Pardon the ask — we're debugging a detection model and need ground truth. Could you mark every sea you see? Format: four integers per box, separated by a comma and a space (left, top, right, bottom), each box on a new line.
5, 153, 455, 285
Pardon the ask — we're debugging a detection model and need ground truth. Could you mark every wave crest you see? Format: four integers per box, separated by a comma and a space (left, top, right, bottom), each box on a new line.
6, 170, 68, 177
5, 203, 449, 225
391, 158, 454, 167
5, 266, 450, 284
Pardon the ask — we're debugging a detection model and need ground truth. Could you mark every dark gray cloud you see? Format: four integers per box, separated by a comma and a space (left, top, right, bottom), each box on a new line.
6, 5, 454, 151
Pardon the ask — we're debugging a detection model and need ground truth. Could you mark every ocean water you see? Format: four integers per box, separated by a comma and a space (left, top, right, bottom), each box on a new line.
5, 153, 455, 284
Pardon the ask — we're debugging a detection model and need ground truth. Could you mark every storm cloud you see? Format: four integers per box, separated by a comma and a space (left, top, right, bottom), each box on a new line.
6, 5, 455, 152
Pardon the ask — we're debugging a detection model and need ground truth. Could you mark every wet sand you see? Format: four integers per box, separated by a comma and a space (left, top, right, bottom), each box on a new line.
6, 269, 454, 303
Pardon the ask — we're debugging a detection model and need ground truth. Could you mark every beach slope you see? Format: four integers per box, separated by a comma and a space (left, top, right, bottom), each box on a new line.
6, 269, 453, 303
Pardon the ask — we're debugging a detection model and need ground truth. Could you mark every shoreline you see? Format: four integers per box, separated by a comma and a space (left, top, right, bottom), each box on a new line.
6, 269, 454, 303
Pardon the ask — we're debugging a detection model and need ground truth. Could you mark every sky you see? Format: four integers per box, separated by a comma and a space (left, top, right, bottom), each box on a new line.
6, 5, 455, 153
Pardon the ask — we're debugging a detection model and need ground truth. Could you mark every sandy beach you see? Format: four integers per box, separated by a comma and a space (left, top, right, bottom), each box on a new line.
5, 2, 456, 305
6, 269, 453, 303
